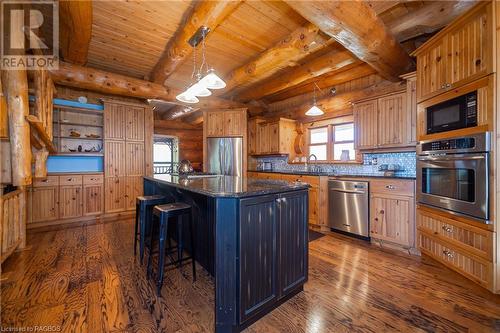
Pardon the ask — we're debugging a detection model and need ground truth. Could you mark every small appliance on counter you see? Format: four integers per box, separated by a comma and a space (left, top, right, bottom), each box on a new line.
259, 161, 273, 171
378, 164, 403, 177
178, 160, 194, 174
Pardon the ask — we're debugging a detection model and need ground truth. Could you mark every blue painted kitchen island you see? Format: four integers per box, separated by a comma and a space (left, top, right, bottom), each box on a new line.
144, 175, 309, 333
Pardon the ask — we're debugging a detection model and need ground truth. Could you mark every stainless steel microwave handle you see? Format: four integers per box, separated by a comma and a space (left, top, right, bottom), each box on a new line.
418, 155, 486, 161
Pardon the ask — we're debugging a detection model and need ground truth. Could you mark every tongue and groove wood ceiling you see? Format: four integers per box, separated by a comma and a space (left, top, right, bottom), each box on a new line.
58, 0, 477, 121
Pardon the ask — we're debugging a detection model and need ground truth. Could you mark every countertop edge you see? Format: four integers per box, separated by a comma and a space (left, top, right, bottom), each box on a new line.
247, 170, 416, 180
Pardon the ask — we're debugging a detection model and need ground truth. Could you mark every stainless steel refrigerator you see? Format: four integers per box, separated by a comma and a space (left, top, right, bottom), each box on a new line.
206, 137, 243, 176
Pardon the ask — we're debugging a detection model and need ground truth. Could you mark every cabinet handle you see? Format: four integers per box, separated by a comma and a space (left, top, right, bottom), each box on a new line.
441, 225, 453, 233
374, 218, 378, 221
42, 179, 48, 183
443, 249, 454, 258
385, 185, 395, 190
445, 83, 451, 88
380, 210, 385, 214
67, 178, 73, 181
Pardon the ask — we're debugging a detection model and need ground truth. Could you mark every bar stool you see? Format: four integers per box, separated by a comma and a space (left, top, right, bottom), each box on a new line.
134, 195, 170, 264
148, 202, 196, 296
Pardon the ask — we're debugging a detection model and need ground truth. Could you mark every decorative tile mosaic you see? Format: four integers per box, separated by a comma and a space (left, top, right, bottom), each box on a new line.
254, 152, 416, 177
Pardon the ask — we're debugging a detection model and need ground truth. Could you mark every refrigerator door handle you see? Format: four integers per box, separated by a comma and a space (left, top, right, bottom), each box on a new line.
225, 139, 233, 175
219, 139, 224, 175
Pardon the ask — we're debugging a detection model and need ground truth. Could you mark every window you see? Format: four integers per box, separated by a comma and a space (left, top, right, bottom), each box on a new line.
308, 127, 328, 161
153, 136, 178, 174
307, 121, 357, 162
332, 123, 355, 161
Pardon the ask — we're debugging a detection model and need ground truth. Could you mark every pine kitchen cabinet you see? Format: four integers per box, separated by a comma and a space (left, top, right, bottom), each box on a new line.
413, 2, 493, 103
253, 118, 297, 156
369, 179, 416, 248
204, 109, 247, 137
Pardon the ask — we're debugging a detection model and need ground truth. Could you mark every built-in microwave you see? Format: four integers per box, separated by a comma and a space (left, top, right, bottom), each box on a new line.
426, 91, 477, 134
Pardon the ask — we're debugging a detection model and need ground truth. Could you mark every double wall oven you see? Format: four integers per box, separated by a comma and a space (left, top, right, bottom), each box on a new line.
417, 132, 490, 223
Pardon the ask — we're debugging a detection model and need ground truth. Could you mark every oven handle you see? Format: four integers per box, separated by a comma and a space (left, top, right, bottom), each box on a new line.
418, 155, 486, 161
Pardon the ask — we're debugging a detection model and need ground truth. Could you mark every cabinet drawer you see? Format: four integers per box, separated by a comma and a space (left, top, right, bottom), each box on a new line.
417, 208, 493, 261
83, 174, 104, 185
418, 231, 492, 289
59, 175, 83, 186
280, 174, 319, 187
33, 176, 59, 187
370, 179, 414, 196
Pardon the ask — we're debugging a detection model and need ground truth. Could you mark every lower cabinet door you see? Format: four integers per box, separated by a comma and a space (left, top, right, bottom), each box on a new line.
239, 194, 278, 323
278, 190, 308, 297
30, 187, 59, 223
370, 194, 412, 247
59, 186, 83, 219
125, 176, 143, 210
105, 177, 126, 213
83, 185, 104, 216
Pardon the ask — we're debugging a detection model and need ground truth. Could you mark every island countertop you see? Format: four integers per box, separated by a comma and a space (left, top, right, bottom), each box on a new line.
145, 174, 310, 198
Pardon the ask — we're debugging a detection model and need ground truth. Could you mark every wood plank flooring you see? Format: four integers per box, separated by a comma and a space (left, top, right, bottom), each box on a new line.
2, 219, 500, 332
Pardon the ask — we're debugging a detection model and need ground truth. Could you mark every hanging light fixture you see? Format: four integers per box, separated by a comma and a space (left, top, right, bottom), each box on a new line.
176, 91, 199, 104
187, 74, 212, 97
200, 68, 226, 89
305, 83, 324, 116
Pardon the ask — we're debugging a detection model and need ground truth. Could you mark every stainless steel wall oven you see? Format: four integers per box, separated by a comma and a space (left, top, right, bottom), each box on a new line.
416, 132, 490, 222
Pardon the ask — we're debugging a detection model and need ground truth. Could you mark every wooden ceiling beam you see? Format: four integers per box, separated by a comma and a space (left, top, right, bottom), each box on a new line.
219, 22, 332, 96
151, 0, 243, 84
284, 0, 414, 82
49, 62, 246, 110
162, 105, 199, 120
59, 0, 93, 65
387, 1, 477, 42
264, 63, 377, 103
234, 48, 358, 102
267, 80, 406, 122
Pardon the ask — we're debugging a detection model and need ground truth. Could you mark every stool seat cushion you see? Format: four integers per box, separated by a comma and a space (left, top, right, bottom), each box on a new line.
136, 195, 168, 205
154, 202, 191, 214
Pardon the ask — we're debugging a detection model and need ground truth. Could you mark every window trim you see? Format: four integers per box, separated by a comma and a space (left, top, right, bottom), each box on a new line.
306, 120, 360, 164
332, 122, 355, 161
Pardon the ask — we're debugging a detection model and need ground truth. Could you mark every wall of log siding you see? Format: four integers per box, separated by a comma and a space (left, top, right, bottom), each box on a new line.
154, 127, 203, 171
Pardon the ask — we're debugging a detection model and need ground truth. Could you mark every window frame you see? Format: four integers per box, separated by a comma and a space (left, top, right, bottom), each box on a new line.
332, 122, 356, 162
308, 126, 329, 161
306, 120, 360, 164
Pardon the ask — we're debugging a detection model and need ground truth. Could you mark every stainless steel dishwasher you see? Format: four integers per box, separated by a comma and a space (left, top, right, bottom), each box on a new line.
328, 179, 369, 238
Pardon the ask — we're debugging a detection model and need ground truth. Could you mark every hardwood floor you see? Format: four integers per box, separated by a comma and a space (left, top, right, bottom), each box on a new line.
2, 219, 500, 332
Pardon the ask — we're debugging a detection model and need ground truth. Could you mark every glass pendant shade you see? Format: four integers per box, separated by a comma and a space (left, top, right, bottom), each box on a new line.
305, 105, 324, 116
200, 69, 226, 89
176, 91, 199, 104
187, 82, 212, 97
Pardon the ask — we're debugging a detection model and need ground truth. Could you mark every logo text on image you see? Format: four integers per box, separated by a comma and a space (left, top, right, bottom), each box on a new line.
1, 0, 59, 70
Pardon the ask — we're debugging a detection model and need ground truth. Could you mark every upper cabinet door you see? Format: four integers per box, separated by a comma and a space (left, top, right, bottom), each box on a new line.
416, 39, 448, 102
126, 106, 145, 141
268, 122, 280, 153
257, 123, 270, 154
377, 92, 407, 147
224, 111, 246, 136
447, 3, 492, 88
353, 100, 378, 150
206, 112, 224, 137
104, 103, 127, 140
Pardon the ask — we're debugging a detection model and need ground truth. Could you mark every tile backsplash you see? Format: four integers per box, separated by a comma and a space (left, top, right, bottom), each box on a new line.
253, 152, 416, 177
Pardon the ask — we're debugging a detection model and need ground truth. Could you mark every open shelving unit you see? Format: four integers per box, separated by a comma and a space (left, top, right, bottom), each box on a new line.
52, 104, 104, 156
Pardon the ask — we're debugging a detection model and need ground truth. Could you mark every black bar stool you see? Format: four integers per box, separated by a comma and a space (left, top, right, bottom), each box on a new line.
148, 202, 196, 296
134, 195, 170, 264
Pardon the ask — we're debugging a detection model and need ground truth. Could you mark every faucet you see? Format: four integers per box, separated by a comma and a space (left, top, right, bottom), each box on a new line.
304, 154, 317, 170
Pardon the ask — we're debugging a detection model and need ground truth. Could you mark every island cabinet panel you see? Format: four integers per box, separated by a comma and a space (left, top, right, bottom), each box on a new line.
59, 186, 83, 219
239, 195, 278, 323
278, 190, 308, 297
354, 100, 378, 150
125, 106, 145, 141
104, 103, 126, 140
29, 187, 58, 223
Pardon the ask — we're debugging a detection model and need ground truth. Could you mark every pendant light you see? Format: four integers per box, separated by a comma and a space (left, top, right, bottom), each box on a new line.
200, 68, 226, 89
305, 83, 324, 116
176, 91, 199, 104
187, 74, 212, 97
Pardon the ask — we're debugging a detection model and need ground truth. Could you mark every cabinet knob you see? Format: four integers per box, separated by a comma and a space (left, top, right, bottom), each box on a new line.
380, 210, 385, 214
385, 185, 395, 190
374, 218, 378, 221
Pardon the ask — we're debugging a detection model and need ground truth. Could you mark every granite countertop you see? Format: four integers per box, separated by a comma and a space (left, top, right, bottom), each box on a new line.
248, 169, 416, 180
145, 174, 310, 198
